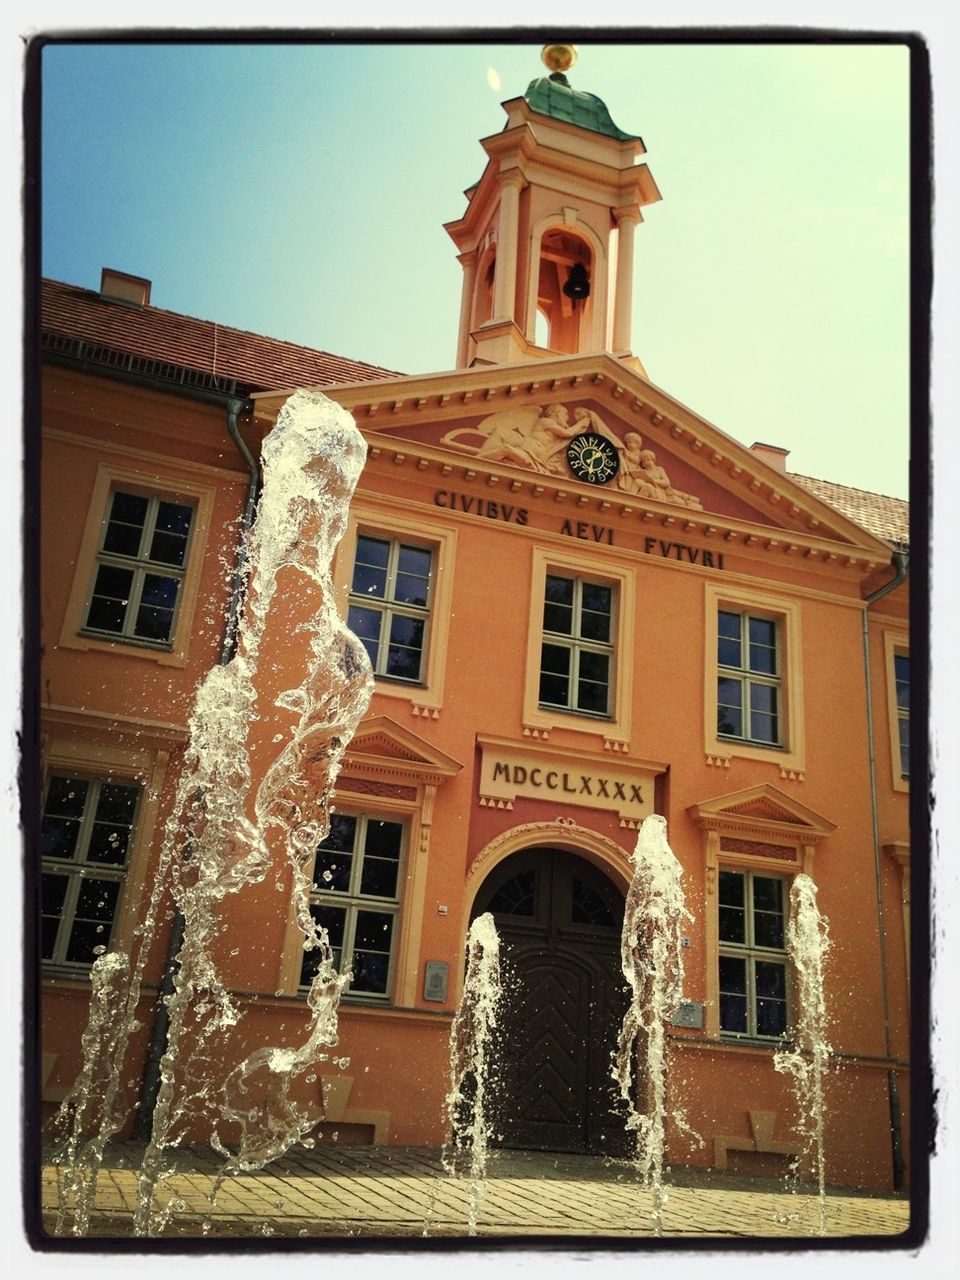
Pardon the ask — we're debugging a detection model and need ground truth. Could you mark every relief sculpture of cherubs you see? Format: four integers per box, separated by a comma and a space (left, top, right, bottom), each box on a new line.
440, 405, 702, 509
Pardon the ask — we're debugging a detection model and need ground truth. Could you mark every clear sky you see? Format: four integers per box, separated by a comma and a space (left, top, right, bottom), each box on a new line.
40, 38, 912, 498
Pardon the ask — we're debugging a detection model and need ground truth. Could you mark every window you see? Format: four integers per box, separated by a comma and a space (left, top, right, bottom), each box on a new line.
717, 869, 788, 1039
524, 549, 635, 740
539, 574, 615, 716
717, 610, 781, 746
300, 813, 404, 1000
487, 869, 536, 917
83, 490, 195, 646
41, 774, 140, 970
894, 653, 910, 778
347, 535, 433, 684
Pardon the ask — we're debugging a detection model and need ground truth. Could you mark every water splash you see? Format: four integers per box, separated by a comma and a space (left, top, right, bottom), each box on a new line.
436, 912, 503, 1236
51, 952, 131, 1236
209, 937, 349, 1198
52, 389, 373, 1236
612, 813, 697, 1236
774, 872, 832, 1236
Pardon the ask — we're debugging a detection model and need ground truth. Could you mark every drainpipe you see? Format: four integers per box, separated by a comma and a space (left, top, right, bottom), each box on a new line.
220, 401, 261, 663
134, 397, 259, 1140
861, 549, 909, 1190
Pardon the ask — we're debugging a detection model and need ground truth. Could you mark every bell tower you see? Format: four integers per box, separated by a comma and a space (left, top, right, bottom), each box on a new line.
445, 45, 661, 371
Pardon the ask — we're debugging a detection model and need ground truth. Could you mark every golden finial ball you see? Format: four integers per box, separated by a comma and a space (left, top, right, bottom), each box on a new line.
541, 44, 577, 74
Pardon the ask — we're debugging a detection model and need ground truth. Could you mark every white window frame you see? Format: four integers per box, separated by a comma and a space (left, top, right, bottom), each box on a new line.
539, 572, 616, 718
894, 653, 910, 780
703, 584, 805, 773
523, 547, 635, 744
717, 867, 790, 1042
40, 773, 141, 972
58, 461, 219, 669
81, 488, 196, 649
716, 608, 782, 747
300, 812, 406, 1004
347, 534, 434, 685
883, 632, 910, 793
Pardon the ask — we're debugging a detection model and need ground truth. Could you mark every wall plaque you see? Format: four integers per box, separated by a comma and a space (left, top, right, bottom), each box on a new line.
670, 1001, 704, 1029
423, 961, 449, 1003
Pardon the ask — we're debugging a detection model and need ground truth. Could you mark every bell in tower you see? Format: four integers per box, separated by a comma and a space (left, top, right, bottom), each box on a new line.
445, 44, 661, 370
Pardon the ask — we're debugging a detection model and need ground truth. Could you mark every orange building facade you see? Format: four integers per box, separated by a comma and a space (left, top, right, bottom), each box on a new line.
36, 56, 912, 1192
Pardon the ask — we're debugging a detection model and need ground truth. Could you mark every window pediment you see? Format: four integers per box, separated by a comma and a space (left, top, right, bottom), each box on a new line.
344, 715, 462, 786
688, 784, 836, 844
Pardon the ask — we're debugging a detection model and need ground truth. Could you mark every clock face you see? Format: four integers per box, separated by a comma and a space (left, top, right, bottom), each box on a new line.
566, 433, 621, 485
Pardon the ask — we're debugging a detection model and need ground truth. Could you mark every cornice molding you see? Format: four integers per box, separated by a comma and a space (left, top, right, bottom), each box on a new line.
42, 703, 188, 744
251, 355, 895, 562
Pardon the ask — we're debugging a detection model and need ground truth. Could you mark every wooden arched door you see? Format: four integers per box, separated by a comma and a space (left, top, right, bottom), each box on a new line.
471, 848, 629, 1155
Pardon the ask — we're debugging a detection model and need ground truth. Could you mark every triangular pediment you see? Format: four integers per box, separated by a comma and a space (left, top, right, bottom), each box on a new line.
251, 352, 892, 558
345, 715, 462, 778
688, 784, 837, 841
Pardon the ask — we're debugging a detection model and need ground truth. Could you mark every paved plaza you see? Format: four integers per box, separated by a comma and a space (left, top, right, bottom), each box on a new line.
39, 1142, 912, 1244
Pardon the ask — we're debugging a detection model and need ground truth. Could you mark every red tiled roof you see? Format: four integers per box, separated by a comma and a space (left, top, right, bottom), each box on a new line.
41, 278, 401, 391
789, 473, 909, 548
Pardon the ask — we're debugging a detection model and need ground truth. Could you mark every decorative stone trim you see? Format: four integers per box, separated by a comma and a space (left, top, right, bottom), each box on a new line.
319, 1075, 389, 1146
706, 753, 731, 768
603, 738, 629, 753
478, 796, 514, 810
522, 724, 551, 740
336, 777, 418, 802
714, 1109, 800, 1172
411, 704, 440, 720
720, 837, 799, 863
779, 766, 805, 782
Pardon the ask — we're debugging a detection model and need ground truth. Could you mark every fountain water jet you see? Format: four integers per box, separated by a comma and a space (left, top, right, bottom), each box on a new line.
208, 937, 349, 1200
774, 872, 833, 1235
52, 389, 373, 1236
429, 912, 502, 1237
612, 813, 698, 1236
52, 951, 131, 1236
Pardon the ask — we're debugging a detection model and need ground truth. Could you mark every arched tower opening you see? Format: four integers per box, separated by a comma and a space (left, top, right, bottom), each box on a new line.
474, 251, 496, 329
535, 228, 594, 354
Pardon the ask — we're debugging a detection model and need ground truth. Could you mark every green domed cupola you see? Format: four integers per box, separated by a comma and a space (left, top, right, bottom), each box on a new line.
524, 44, 641, 142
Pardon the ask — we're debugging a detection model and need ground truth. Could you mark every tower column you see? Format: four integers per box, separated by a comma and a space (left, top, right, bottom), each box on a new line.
612, 207, 641, 351
456, 249, 478, 367
492, 170, 526, 324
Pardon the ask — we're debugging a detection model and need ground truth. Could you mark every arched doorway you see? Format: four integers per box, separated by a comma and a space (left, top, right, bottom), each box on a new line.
471, 847, 629, 1155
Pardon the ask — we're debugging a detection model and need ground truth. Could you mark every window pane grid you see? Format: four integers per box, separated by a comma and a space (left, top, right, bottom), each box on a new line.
540, 575, 615, 717
349, 537, 433, 683
84, 490, 194, 647
717, 610, 782, 747
301, 815, 403, 999
895, 653, 910, 778
40, 775, 139, 969
718, 871, 788, 1040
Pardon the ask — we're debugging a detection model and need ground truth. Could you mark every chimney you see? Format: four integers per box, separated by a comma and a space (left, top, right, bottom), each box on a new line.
100, 268, 151, 308
750, 441, 790, 473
